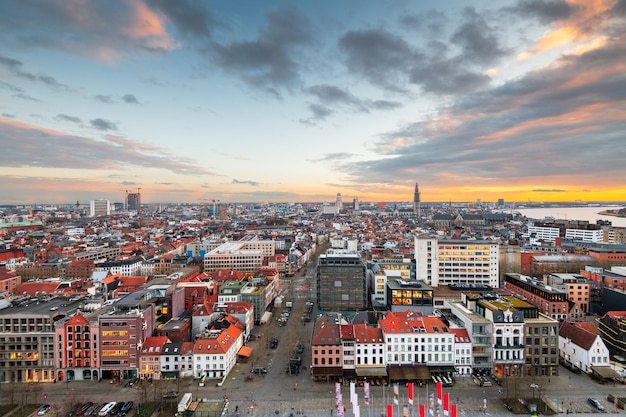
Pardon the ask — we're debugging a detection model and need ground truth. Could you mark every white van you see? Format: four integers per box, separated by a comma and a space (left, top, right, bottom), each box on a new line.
99, 402, 117, 416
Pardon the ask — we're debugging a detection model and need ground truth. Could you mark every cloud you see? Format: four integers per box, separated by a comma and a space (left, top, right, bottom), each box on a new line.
122, 94, 140, 104
146, 0, 215, 38
0, 80, 23, 92
503, 0, 578, 24
399, 9, 448, 34
2, 113, 14, 118
334, 32, 626, 191
94, 95, 114, 103
310, 153, 356, 163
304, 84, 403, 120
0, 118, 213, 176
90, 118, 118, 131
56, 114, 82, 123
532, 189, 566, 192
450, 7, 508, 65
0, 1, 174, 60
209, 8, 314, 94
0, 54, 68, 89
232, 179, 260, 187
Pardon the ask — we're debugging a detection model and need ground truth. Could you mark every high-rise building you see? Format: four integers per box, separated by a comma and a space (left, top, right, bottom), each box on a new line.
89, 199, 110, 217
414, 236, 499, 288
127, 192, 141, 211
335, 193, 343, 214
413, 183, 421, 216
316, 250, 367, 311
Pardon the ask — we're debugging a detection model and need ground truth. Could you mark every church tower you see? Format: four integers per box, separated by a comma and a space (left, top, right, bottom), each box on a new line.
413, 183, 421, 217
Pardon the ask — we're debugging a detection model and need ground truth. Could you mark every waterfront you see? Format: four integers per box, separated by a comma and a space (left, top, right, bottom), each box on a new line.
517, 206, 626, 228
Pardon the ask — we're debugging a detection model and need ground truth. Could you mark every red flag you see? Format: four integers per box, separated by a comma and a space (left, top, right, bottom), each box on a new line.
451, 404, 456, 417
408, 382, 414, 405
443, 393, 449, 416
387, 404, 393, 417
436, 382, 443, 405
419, 404, 425, 417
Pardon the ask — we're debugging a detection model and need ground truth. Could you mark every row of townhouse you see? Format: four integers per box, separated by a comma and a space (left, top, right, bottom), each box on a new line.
311, 293, 564, 383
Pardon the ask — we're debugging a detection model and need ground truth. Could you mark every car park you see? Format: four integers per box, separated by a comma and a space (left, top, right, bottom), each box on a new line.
38, 405, 51, 416
588, 398, 605, 411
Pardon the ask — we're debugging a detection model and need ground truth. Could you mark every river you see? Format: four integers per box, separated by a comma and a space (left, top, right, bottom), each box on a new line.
516, 206, 626, 228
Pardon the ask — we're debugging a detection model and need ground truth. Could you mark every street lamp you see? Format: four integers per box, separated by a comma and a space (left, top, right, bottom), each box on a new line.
530, 383, 538, 399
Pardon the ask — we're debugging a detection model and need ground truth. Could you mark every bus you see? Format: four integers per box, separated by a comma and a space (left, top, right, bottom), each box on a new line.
177, 393, 193, 414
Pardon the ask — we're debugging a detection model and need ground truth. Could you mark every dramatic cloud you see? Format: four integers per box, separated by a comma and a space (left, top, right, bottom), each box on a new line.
0, 1, 174, 60
209, 9, 314, 94
0, 118, 213, 176
399, 10, 448, 33
450, 7, 508, 65
90, 118, 118, 131
304, 84, 403, 119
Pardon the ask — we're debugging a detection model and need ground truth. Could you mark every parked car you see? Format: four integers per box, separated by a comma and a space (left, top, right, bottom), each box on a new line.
252, 366, 268, 374
163, 391, 178, 399
588, 398, 605, 411
38, 405, 51, 416
269, 337, 279, 349
118, 401, 134, 416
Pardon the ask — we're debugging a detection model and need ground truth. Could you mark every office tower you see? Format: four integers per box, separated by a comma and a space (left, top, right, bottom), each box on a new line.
127, 192, 141, 211
413, 183, 421, 216
316, 250, 367, 311
89, 199, 110, 217
335, 193, 343, 214
353, 196, 359, 210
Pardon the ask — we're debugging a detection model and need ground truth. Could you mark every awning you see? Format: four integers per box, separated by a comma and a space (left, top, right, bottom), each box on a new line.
388, 365, 430, 381
312, 367, 343, 377
238, 346, 253, 358
429, 366, 456, 374
356, 368, 388, 377
592, 366, 621, 379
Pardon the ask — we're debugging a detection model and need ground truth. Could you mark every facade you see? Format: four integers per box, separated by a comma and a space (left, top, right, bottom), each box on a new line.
311, 314, 343, 381
160, 341, 183, 379
203, 237, 275, 273
192, 325, 241, 380
546, 273, 590, 318
316, 250, 367, 311
525, 226, 560, 243
387, 279, 434, 314
503, 273, 569, 321
525, 314, 560, 377
565, 228, 603, 243
415, 237, 499, 288
55, 312, 99, 382
596, 311, 626, 357
451, 328, 472, 376
559, 321, 610, 374
126, 192, 141, 211
353, 323, 386, 379
368, 259, 415, 308
89, 199, 110, 217
139, 336, 169, 380
240, 280, 276, 323
0, 269, 21, 293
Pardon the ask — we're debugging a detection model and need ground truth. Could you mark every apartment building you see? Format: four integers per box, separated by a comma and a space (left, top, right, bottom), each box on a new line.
192, 325, 242, 380
89, 199, 110, 217
503, 273, 569, 321
415, 236, 499, 288
203, 236, 275, 273
55, 311, 99, 382
546, 273, 590, 318
311, 314, 343, 381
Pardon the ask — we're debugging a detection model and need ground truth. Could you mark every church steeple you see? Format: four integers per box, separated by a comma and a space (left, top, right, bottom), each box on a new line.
413, 183, 421, 217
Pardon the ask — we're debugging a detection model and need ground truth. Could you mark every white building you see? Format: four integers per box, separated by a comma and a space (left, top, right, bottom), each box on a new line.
414, 236, 499, 288
89, 199, 110, 217
525, 226, 560, 243
559, 321, 610, 374
192, 326, 242, 379
451, 328, 472, 376
565, 228, 604, 243
203, 236, 274, 273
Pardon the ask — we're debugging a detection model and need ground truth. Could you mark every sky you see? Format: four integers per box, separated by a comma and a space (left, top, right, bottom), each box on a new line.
1, 0, 626, 205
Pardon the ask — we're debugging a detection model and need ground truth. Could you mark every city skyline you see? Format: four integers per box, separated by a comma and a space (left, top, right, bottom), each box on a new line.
1, 0, 625, 205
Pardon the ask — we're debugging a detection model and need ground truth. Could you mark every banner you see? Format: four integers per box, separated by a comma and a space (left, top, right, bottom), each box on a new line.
350, 381, 356, 405
364, 382, 370, 405
393, 382, 399, 405
387, 404, 393, 417
403, 405, 409, 417
419, 404, 425, 417
428, 393, 435, 416
436, 381, 443, 405
443, 393, 449, 416
408, 382, 414, 405
451, 404, 457, 417
354, 404, 360, 417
